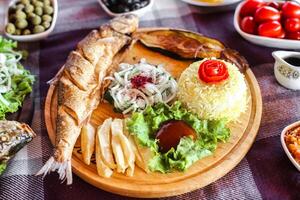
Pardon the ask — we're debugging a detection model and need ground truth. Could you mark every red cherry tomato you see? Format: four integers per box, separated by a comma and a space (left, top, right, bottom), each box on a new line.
198, 60, 229, 83
267, 2, 281, 10
285, 18, 300, 32
240, 16, 257, 34
240, 0, 264, 17
254, 6, 281, 23
206, 65, 219, 76
286, 31, 300, 40
258, 21, 283, 38
276, 30, 285, 39
282, 2, 300, 18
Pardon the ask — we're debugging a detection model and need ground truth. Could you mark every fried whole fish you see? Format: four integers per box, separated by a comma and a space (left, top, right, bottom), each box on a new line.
0, 120, 36, 175
37, 15, 139, 184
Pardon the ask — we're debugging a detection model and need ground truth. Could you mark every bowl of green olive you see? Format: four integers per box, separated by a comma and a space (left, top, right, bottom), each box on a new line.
5, 0, 57, 42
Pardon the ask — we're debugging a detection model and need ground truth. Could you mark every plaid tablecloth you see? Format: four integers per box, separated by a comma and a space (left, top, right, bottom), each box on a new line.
0, 0, 300, 199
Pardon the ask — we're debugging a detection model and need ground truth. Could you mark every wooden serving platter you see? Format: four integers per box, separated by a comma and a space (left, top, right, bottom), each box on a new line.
44, 28, 262, 198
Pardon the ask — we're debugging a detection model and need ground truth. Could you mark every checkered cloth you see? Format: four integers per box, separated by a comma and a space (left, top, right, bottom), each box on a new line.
0, 0, 299, 199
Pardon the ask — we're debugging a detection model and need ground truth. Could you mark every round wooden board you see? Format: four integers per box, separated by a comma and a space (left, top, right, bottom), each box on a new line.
44, 28, 262, 198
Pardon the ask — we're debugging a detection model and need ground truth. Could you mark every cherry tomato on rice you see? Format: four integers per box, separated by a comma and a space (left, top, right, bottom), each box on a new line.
254, 6, 281, 23
258, 21, 283, 38
240, 16, 257, 34
285, 18, 300, 32
240, 0, 264, 17
198, 60, 229, 84
282, 2, 300, 18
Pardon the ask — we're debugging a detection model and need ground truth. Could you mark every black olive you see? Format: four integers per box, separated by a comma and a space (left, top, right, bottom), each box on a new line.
115, 4, 126, 13
126, 0, 134, 5
109, 6, 118, 13
119, 0, 128, 5
107, 0, 117, 5
140, 0, 149, 7
131, 3, 141, 10
124, 7, 130, 12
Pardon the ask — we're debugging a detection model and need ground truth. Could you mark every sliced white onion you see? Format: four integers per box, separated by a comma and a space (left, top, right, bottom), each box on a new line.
106, 58, 177, 114
104, 76, 115, 81
0, 52, 24, 96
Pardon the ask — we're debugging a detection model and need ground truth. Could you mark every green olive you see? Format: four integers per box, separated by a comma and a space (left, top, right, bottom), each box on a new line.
34, 6, 43, 16
43, 0, 51, 5
6, 23, 16, 34
42, 14, 52, 22
33, 1, 44, 7
16, 4, 25, 10
15, 19, 28, 29
33, 25, 45, 33
24, 4, 34, 13
21, 0, 30, 5
43, 6, 53, 15
15, 10, 27, 19
15, 29, 22, 35
42, 21, 50, 29
31, 15, 41, 25
28, 12, 36, 18
23, 29, 31, 35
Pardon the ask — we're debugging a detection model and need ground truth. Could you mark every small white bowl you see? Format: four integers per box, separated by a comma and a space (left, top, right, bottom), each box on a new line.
4, 0, 58, 42
234, 1, 300, 49
273, 50, 300, 90
281, 121, 300, 172
98, 0, 153, 17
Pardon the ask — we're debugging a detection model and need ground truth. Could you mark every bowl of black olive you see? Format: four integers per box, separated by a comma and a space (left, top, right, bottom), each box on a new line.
99, 0, 153, 17
4, 0, 57, 42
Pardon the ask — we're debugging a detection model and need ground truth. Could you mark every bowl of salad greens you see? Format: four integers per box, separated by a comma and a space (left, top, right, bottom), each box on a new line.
0, 36, 34, 119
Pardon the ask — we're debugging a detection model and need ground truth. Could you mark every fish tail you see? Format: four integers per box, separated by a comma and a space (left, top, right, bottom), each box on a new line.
36, 157, 73, 185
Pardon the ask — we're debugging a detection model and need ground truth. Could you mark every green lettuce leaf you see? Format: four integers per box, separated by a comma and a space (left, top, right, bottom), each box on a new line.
126, 101, 231, 173
148, 137, 213, 173
0, 37, 17, 52
127, 112, 151, 146
0, 163, 7, 176
0, 37, 34, 119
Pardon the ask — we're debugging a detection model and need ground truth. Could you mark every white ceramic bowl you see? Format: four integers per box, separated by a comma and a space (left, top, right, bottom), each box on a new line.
4, 0, 58, 42
98, 0, 153, 17
281, 121, 300, 172
181, 0, 242, 7
234, 1, 300, 49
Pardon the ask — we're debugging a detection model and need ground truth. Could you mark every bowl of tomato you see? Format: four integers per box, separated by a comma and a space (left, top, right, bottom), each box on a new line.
234, 0, 300, 49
